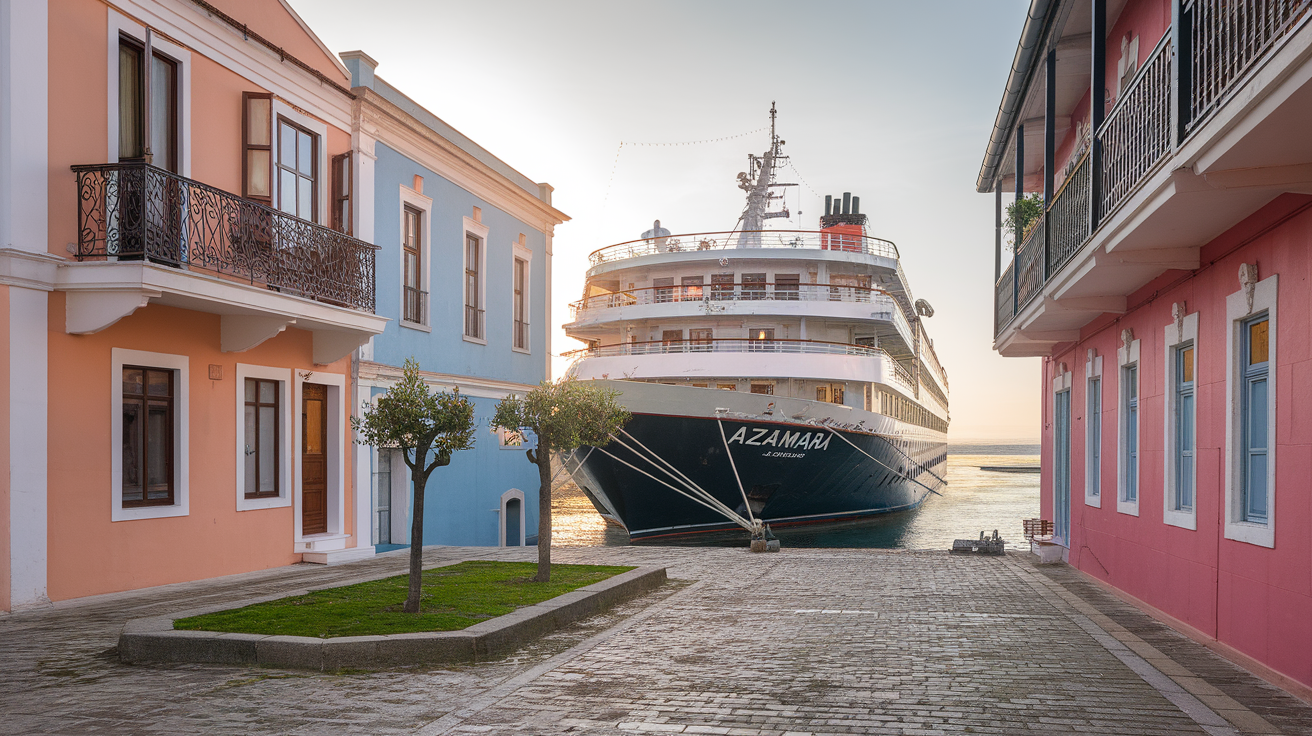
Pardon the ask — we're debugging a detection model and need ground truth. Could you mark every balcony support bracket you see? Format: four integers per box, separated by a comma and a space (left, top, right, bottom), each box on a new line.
65, 288, 159, 335
221, 315, 297, 353
313, 330, 371, 366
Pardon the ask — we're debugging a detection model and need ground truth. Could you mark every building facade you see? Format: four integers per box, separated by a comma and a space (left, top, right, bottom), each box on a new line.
341, 53, 567, 550
982, 0, 1312, 690
0, 0, 393, 612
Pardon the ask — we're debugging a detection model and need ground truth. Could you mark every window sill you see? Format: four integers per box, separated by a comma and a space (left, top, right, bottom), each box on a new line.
512, 346, 531, 355
1224, 520, 1274, 548
1163, 508, 1196, 530
112, 503, 188, 522
463, 334, 487, 346
238, 494, 291, 512
1084, 492, 1101, 508
1116, 498, 1139, 516
401, 319, 431, 333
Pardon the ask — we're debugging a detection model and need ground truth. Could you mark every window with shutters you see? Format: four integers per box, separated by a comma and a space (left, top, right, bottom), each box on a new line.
118, 34, 179, 171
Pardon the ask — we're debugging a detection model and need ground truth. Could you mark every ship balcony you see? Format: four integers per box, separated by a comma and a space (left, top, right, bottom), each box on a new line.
565, 282, 916, 348
565, 338, 919, 397
989, 0, 1312, 357
63, 162, 385, 362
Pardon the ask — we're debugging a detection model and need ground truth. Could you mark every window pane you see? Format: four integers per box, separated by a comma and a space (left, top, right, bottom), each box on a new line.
298, 175, 312, 217
405, 252, 419, 288
118, 43, 142, 159
150, 55, 176, 172
1247, 453, 1268, 520
279, 122, 296, 167
1181, 347, 1193, 383
259, 405, 277, 493
247, 96, 270, 146
244, 404, 258, 493
123, 368, 144, 397
305, 399, 324, 455
1248, 377, 1268, 448
146, 370, 170, 396
259, 380, 276, 404
247, 150, 271, 198
279, 169, 297, 214
245, 378, 257, 402
146, 401, 170, 498
298, 131, 313, 175
1249, 319, 1269, 365
122, 400, 143, 501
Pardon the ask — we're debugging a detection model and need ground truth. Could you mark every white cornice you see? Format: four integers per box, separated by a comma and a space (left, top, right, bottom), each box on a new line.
358, 360, 537, 400
356, 89, 568, 232
0, 248, 62, 292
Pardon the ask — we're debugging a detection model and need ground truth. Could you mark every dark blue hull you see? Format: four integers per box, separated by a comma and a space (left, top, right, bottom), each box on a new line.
571, 412, 947, 541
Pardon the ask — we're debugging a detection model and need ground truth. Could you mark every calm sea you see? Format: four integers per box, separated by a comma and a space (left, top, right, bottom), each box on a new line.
551, 442, 1041, 550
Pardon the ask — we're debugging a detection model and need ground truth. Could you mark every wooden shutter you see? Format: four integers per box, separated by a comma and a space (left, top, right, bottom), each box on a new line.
331, 151, 353, 235
242, 92, 273, 202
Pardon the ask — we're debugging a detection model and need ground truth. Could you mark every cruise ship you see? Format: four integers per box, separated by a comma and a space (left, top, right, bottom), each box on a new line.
562, 106, 949, 541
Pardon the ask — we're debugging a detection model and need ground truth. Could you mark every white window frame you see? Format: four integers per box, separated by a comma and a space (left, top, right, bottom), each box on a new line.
499, 488, 526, 547
106, 12, 192, 176
398, 185, 432, 331
111, 348, 189, 521
1163, 311, 1199, 530
1116, 335, 1141, 516
1085, 351, 1103, 508
1052, 364, 1073, 546
462, 216, 489, 344
1225, 273, 1277, 548
511, 240, 533, 354
234, 364, 293, 511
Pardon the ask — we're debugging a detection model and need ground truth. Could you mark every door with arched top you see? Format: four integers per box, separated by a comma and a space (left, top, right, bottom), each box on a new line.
505, 497, 521, 547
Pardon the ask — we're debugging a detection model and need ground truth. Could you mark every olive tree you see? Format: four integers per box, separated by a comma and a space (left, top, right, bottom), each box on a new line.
492, 377, 631, 581
353, 358, 475, 613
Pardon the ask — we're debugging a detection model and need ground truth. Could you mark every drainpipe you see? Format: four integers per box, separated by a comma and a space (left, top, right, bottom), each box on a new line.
995, 185, 1003, 283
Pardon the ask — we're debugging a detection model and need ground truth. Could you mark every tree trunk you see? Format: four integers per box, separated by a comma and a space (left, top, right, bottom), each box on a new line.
533, 443, 552, 582
404, 461, 428, 613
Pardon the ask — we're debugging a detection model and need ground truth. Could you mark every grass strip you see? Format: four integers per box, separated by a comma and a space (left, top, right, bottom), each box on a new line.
174, 561, 634, 638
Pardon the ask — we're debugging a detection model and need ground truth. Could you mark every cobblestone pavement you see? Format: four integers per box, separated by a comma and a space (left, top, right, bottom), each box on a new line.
2, 546, 1310, 735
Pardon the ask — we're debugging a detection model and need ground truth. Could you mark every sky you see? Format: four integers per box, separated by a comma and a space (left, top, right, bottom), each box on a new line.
289, 0, 1041, 442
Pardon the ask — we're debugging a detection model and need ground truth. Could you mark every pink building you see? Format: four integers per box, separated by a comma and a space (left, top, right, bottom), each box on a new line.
982, 0, 1312, 692
0, 0, 386, 611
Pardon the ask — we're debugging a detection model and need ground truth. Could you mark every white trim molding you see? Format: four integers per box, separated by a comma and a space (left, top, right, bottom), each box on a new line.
293, 370, 349, 548
462, 216, 489, 345
1163, 307, 1199, 531
1084, 349, 1103, 508
499, 488, 526, 547
111, 348, 190, 521
1224, 268, 1277, 548
1116, 331, 1141, 517
234, 364, 293, 511
512, 239, 533, 354
398, 184, 432, 330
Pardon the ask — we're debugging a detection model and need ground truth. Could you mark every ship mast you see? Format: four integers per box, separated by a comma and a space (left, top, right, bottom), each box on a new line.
738, 102, 795, 247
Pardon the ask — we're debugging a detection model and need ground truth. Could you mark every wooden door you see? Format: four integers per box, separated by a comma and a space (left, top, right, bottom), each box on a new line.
301, 384, 328, 535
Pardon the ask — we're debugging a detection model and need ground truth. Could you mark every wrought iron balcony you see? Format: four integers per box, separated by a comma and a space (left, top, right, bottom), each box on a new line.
403, 285, 427, 325
995, 1, 1312, 338
72, 162, 377, 313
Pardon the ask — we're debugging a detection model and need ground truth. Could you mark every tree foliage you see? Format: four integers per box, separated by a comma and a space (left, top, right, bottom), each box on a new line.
492, 377, 631, 581
353, 358, 475, 612
1004, 192, 1045, 248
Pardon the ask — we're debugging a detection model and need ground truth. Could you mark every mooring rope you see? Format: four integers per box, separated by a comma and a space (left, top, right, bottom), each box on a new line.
826, 429, 944, 497
716, 419, 758, 523
590, 445, 754, 530
607, 432, 748, 525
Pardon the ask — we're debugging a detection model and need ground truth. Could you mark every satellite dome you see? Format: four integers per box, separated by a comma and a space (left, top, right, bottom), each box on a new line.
641, 219, 671, 239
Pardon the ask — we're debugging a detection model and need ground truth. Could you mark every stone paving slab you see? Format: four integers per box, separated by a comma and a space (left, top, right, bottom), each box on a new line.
1, 545, 1310, 735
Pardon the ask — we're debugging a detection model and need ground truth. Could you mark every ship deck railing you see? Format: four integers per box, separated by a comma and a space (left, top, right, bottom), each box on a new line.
586, 229, 900, 266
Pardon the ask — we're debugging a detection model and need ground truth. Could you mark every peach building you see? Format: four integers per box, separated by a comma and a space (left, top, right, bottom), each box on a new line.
0, 0, 387, 611
982, 0, 1312, 693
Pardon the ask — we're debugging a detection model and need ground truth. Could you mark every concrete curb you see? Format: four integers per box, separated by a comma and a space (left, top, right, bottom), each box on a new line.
118, 565, 667, 671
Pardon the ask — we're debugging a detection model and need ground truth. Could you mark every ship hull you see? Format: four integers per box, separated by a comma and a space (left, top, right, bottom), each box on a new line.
568, 384, 947, 541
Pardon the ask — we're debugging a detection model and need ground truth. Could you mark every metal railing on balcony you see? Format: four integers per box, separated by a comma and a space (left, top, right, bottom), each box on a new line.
1099, 36, 1173, 220
464, 305, 485, 339
587, 229, 900, 266
72, 162, 377, 312
514, 319, 529, 350
996, 264, 1015, 336
567, 337, 917, 391
1046, 152, 1091, 273
571, 281, 910, 319
402, 286, 427, 325
1016, 211, 1047, 309
1188, 0, 1312, 123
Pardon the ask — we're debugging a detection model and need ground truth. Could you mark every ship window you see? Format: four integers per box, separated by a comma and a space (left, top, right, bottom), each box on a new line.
690, 328, 713, 351
774, 274, 799, 301
681, 276, 704, 301
750, 383, 774, 395
742, 273, 766, 300
717, 383, 736, 391
661, 330, 683, 350
653, 277, 674, 303
711, 273, 735, 301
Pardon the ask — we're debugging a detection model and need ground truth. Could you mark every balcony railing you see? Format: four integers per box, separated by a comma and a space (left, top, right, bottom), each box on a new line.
464, 305, 485, 339
569, 281, 912, 324
1046, 152, 1091, 273
1016, 211, 1047, 309
72, 162, 377, 312
514, 319, 529, 350
1099, 36, 1173, 220
1188, 0, 1312, 122
403, 286, 427, 325
996, 264, 1015, 336
587, 229, 899, 266
568, 338, 917, 391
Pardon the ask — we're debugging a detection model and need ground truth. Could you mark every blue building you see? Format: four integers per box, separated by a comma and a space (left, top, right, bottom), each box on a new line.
341, 51, 567, 549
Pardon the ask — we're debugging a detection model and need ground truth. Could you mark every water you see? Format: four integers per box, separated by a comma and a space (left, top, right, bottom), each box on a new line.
551, 442, 1041, 550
